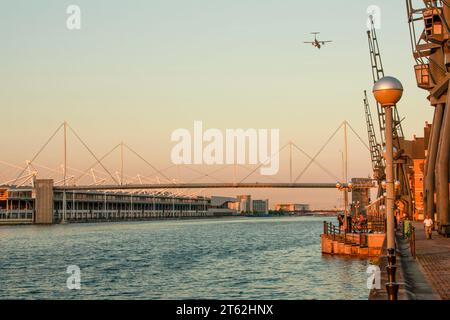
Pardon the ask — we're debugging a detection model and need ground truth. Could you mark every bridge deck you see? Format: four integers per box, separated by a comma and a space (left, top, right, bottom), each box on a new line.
54, 182, 375, 191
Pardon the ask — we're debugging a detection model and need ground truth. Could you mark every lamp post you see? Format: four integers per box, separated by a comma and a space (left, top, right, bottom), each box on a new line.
373, 76, 403, 301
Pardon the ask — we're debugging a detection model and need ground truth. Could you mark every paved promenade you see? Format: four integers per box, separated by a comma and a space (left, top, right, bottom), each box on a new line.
413, 222, 450, 300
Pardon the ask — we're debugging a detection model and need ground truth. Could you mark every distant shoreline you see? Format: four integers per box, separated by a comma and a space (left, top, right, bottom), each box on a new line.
0, 214, 338, 227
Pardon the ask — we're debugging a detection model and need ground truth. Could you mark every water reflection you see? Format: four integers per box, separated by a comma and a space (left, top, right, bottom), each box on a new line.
0, 217, 370, 300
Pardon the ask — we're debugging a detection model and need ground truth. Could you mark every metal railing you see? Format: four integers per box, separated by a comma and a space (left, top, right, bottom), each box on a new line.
324, 221, 370, 247
0, 210, 33, 220
367, 215, 386, 233
323, 221, 343, 241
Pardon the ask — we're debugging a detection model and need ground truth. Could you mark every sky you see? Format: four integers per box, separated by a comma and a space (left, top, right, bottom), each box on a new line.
0, 0, 433, 209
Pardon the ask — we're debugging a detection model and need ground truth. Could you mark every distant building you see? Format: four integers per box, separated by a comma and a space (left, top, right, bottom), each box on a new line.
227, 201, 240, 212
236, 195, 252, 213
0, 181, 213, 225
252, 199, 269, 214
209, 196, 239, 216
400, 125, 427, 221
231, 196, 269, 214
275, 203, 310, 213
411, 159, 425, 220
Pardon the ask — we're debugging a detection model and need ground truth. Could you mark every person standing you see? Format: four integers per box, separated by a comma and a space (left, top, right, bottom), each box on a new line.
424, 216, 434, 240
357, 213, 366, 233
338, 214, 344, 232
347, 215, 353, 233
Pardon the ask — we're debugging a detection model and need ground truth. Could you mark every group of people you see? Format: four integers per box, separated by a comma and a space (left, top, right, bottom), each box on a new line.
337, 212, 367, 233
337, 208, 435, 240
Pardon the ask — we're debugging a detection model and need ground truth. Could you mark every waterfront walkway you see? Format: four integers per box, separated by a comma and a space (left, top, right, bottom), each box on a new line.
370, 221, 449, 300
413, 221, 450, 300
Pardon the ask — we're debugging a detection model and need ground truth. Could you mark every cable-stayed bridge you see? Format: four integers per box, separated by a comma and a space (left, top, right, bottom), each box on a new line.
1, 121, 374, 192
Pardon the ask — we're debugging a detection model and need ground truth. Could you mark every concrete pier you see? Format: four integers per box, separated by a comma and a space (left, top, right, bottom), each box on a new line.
321, 233, 385, 257
321, 222, 386, 257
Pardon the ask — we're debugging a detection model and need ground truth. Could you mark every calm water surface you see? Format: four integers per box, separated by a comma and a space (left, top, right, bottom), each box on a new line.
0, 217, 371, 300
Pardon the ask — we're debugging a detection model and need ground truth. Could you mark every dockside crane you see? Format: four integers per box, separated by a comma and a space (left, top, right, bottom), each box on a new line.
365, 16, 413, 217
363, 90, 384, 182
367, 16, 406, 148
406, 0, 450, 234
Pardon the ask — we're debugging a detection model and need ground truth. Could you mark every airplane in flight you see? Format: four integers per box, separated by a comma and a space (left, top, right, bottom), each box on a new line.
304, 32, 333, 49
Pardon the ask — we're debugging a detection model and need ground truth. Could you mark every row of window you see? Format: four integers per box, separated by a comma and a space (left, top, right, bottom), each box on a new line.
54, 201, 208, 211
53, 192, 209, 204
1, 190, 210, 205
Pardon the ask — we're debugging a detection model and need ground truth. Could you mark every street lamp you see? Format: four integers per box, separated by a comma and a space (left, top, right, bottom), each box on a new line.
373, 76, 403, 301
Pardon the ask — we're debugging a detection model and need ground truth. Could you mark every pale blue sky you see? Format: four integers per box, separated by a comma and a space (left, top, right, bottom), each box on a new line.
0, 1, 431, 207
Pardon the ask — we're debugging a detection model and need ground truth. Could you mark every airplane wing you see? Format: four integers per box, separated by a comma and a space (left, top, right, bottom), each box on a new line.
322, 41, 333, 43
303, 42, 314, 44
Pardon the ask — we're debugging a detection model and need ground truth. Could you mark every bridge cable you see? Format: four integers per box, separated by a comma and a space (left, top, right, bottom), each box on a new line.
238, 164, 282, 183
293, 122, 345, 183
238, 143, 289, 184
67, 124, 120, 185
123, 143, 173, 183
184, 165, 228, 184
73, 143, 121, 184
12, 122, 64, 186
0, 160, 31, 184
291, 143, 340, 182
345, 121, 371, 151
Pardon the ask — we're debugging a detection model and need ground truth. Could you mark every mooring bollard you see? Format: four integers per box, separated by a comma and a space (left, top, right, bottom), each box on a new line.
385, 248, 399, 300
